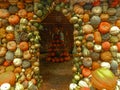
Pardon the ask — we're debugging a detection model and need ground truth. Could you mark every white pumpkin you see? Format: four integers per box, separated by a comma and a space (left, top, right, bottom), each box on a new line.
69, 83, 77, 90
78, 80, 89, 87
94, 44, 102, 52
110, 26, 120, 35
0, 83, 11, 90
6, 25, 14, 32
13, 58, 22, 66
100, 62, 111, 69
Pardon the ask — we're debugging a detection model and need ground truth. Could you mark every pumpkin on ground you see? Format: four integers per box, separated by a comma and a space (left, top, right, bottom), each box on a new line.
91, 67, 117, 90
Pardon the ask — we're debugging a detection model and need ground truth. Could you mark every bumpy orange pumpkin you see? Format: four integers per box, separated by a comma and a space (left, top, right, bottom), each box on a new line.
91, 67, 117, 90
73, 4, 84, 14
19, 42, 29, 51
6, 33, 14, 41
18, 9, 27, 18
8, 15, 20, 25
98, 22, 111, 34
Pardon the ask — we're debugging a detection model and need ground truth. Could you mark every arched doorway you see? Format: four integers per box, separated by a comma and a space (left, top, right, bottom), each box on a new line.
39, 10, 74, 89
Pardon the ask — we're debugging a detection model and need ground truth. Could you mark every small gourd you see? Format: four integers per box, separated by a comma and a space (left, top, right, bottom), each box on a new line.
0, 47, 7, 57
15, 47, 23, 58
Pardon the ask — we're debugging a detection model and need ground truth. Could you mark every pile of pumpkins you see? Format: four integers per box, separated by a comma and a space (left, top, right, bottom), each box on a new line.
0, 0, 44, 89
68, 0, 120, 90
1, 0, 120, 89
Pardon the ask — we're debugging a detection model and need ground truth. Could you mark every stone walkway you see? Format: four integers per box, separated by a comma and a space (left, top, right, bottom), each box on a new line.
39, 54, 73, 90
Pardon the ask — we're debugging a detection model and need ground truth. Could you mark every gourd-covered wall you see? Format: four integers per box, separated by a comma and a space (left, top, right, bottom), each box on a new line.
0, 0, 120, 90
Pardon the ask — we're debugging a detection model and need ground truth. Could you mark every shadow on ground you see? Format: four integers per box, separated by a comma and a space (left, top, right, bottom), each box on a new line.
39, 54, 73, 90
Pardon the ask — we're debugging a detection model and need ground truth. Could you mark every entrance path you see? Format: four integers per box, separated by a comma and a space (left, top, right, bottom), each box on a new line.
39, 54, 73, 90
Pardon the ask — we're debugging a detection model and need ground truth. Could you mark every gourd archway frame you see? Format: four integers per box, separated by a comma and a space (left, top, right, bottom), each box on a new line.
33, 0, 82, 89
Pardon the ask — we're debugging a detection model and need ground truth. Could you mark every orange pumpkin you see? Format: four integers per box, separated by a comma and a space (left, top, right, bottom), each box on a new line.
73, 4, 84, 14
92, 61, 100, 70
94, 31, 102, 44
115, 19, 120, 28
6, 33, 14, 41
82, 67, 91, 77
8, 15, 20, 25
17, 1, 25, 9
102, 41, 111, 51
98, 22, 111, 34
83, 13, 90, 23
19, 42, 29, 51
100, 13, 109, 21
27, 12, 34, 20
18, 9, 27, 18
91, 67, 117, 90
116, 42, 120, 52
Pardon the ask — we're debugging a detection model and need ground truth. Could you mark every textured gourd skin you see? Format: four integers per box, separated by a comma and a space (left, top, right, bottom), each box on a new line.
91, 68, 117, 90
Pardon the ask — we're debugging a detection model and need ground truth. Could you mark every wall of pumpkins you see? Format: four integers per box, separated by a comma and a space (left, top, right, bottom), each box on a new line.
0, 0, 120, 90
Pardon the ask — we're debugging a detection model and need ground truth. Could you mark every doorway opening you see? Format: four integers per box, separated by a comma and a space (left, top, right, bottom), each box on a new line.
39, 10, 74, 90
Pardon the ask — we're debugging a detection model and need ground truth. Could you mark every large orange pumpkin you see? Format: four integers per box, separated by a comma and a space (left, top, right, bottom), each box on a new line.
8, 15, 20, 25
98, 22, 111, 34
91, 67, 117, 90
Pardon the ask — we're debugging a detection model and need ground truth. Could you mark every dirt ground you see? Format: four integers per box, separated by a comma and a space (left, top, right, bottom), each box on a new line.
39, 54, 73, 90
